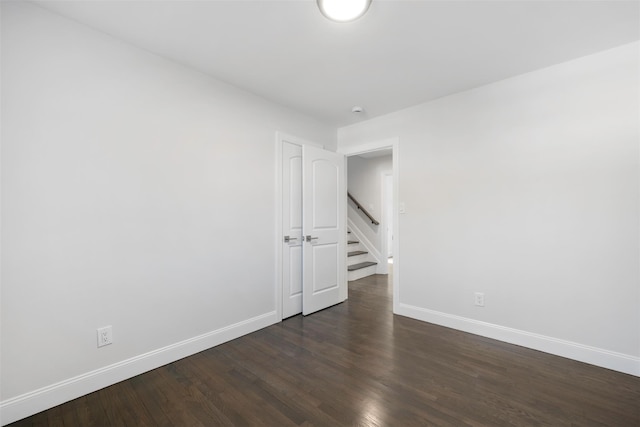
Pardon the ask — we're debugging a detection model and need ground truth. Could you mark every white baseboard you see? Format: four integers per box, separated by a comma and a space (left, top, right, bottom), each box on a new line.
396, 303, 640, 377
0, 311, 278, 426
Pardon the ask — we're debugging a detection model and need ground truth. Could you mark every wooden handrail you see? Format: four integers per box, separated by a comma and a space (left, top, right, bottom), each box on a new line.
347, 192, 380, 225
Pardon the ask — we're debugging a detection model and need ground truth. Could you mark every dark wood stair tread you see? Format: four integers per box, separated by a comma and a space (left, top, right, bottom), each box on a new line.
348, 250, 368, 257
348, 261, 377, 271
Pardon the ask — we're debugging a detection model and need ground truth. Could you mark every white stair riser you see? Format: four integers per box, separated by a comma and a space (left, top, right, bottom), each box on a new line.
347, 230, 377, 280
348, 264, 378, 281
347, 253, 369, 265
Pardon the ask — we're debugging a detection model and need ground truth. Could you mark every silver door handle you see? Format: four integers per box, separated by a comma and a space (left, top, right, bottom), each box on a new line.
305, 235, 319, 242
284, 236, 298, 243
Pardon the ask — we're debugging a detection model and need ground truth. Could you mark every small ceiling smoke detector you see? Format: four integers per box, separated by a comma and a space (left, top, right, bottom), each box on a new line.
318, 0, 372, 23
352, 106, 364, 113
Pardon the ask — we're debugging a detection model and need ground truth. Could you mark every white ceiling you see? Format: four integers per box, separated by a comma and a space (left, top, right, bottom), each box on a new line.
33, 0, 640, 127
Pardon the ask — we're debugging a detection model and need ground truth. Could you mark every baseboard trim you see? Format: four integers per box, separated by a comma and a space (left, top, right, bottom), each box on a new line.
396, 303, 640, 377
0, 311, 278, 426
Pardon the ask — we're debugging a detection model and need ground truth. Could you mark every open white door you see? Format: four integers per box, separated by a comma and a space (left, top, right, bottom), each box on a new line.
302, 145, 346, 315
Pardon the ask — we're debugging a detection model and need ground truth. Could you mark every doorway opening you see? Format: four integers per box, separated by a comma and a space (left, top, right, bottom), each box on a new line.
342, 139, 399, 313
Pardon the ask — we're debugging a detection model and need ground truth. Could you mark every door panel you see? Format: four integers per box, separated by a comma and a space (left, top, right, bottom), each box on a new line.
312, 160, 339, 229
311, 244, 339, 293
282, 142, 303, 318
302, 145, 346, 315
289, 156, 302, 230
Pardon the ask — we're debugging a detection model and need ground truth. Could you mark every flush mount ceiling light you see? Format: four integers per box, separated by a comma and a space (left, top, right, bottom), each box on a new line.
317, 0, 372, 23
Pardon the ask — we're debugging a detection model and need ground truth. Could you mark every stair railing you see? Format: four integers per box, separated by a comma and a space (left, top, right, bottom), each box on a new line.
347, 192, 380, 225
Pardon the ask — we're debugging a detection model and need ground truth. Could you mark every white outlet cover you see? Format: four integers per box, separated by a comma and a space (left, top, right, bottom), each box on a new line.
97, 326, 113, 347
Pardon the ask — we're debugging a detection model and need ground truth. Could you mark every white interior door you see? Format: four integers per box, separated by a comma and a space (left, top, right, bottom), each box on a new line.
282, 142, 303, 318
302, 145, 346, 315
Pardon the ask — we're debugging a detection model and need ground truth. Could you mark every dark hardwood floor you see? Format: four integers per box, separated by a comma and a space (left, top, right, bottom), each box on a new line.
9, 272, 640, 426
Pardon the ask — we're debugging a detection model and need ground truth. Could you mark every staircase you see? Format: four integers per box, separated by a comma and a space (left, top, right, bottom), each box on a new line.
347, 230, 377, 281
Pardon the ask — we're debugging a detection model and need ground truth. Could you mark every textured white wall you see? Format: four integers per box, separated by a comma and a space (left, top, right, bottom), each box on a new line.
339, 42, 640, 373
1, 0, 334, 407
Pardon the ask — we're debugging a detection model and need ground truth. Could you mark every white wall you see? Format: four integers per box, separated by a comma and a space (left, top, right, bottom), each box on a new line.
347, 155, 392, 258
0, 2, 335, 422
339, 42, 640, 375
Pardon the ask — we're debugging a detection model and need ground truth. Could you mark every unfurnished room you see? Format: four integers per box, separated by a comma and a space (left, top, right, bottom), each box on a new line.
1, 0, 639, 425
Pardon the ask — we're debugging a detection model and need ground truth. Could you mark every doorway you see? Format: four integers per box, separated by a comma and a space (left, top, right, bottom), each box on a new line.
341, 138, 399, 313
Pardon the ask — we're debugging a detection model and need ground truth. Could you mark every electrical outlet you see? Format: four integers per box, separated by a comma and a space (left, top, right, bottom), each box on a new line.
474, 292, 485, 307
97, 326, 113, 347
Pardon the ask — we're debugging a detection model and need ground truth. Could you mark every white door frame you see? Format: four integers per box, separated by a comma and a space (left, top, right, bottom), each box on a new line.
382, 170, 393, 259
339, 138, 400, 314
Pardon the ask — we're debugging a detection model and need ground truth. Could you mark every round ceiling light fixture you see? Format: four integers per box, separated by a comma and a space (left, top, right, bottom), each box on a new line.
317, 0, 372, 23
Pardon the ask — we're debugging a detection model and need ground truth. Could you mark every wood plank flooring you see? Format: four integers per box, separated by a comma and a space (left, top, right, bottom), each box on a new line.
9, 273, 640, 426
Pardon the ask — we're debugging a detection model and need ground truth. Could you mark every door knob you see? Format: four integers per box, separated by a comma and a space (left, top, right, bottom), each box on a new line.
305, 235, 319, 242
284, 236, 298, 243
